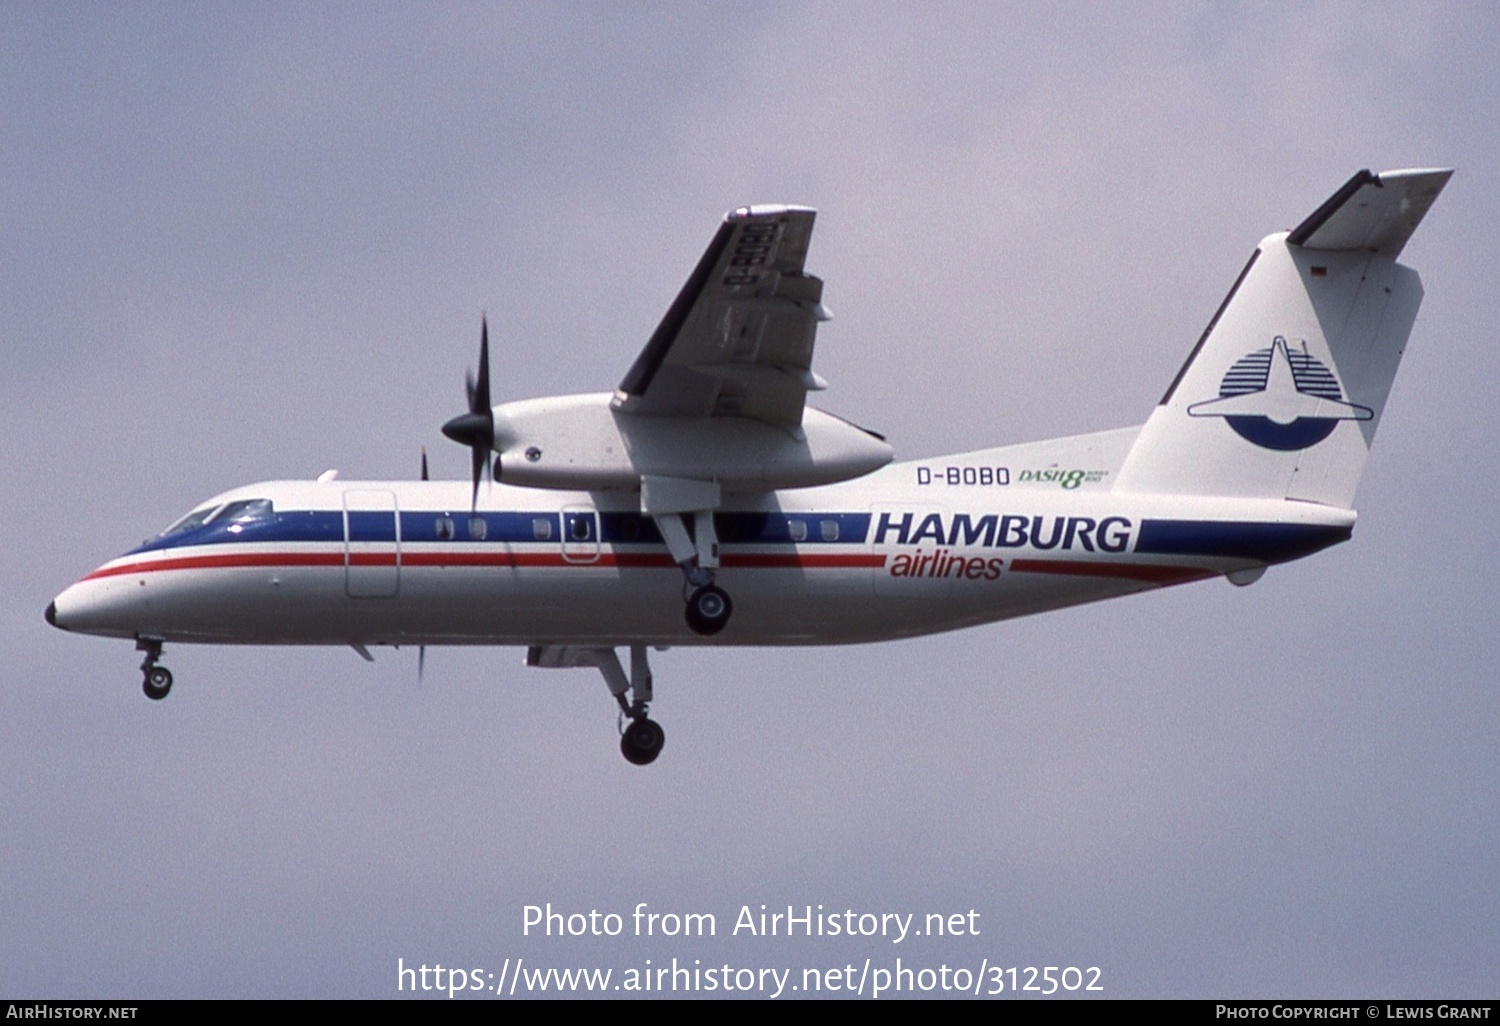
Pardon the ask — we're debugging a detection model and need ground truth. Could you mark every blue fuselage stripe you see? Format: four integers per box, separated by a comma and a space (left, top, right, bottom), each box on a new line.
130, 511, 878, 555
127, 509, 1348, 568
1135, 520, 1351, 563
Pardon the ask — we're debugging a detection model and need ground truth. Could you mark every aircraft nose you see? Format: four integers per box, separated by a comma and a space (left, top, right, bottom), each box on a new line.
46, 579, 140, 639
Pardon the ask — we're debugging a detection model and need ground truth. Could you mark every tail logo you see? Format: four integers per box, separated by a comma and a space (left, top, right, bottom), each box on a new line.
1187, 336, 1372, 451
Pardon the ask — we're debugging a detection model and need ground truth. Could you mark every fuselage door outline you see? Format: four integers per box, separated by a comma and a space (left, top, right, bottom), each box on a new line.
561, 504, 601, 565
343, 488, 401, 598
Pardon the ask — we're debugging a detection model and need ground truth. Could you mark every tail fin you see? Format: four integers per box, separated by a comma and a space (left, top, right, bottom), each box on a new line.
1115, 168, 1451, 508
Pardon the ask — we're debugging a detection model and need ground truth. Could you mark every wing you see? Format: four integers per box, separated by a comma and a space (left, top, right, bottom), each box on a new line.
612, 205, 829, 429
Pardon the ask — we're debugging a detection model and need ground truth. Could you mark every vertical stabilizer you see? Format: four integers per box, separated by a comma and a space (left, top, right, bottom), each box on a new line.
1115, 168, 1451, 508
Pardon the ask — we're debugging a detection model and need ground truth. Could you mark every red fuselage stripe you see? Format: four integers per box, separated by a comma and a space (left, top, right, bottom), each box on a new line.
81, 550, 891, 581
81, 550, 1212, 585
1009, 558, 1215, 585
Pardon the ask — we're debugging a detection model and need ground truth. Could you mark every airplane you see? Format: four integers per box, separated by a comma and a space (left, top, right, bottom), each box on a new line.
46, 168, 1452, 765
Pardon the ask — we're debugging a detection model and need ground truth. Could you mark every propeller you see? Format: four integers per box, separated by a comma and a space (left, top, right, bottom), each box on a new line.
418, 447, 429, 681
441, 316, 496, 511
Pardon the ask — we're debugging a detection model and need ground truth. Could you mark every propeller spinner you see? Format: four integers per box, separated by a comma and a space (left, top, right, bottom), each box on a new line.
441, 317, 497, 511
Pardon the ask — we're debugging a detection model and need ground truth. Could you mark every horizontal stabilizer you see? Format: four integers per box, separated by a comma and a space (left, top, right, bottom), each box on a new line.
1286, 168, 1452, 259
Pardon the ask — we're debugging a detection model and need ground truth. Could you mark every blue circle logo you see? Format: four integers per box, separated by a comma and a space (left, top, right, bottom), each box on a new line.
1187, 336, 1371, 451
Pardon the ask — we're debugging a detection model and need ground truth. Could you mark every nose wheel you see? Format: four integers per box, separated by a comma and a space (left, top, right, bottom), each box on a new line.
137, 637, 172, 700
142, 666, 173, 701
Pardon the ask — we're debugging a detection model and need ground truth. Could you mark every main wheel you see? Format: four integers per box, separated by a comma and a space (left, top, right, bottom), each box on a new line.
684, 585, 732, 636
620, 718, 665, 766
142, 666, 173, 701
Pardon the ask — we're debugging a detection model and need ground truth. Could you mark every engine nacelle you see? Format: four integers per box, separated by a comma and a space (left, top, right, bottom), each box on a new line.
491, 393, 892, 492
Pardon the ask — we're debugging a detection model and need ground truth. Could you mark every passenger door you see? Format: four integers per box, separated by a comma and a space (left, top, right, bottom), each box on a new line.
343, 489, 401, 597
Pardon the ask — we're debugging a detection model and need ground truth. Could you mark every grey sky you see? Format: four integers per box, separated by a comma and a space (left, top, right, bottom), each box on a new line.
4, 3, 1496, 998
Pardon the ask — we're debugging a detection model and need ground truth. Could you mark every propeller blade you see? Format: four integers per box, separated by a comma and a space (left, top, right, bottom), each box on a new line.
441, 316, 497, 514
474, 317, 491, 414
420, 447, 429, 482
470, 445, 486, 510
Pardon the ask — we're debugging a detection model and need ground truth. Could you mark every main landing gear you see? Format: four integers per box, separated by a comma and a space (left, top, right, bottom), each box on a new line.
620, 716, 665, 767
527, 644, 665, 765
685, 584, 732, 636
137, 637, 173, 700
651, 508, 733, 637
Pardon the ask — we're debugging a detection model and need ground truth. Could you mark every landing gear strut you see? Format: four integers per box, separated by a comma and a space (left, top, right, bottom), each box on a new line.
526, 644, 665, 765
137, 637, 172, 700
609, 646, 665, 765
652, 508, 733, 636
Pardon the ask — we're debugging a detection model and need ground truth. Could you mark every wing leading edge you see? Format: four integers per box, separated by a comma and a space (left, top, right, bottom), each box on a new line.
612, 205, 829, 429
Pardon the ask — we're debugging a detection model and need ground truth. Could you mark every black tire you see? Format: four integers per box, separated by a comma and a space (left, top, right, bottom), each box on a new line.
684, 585, 732, 636
142, 666, 173, 701
620, 718, 665, 766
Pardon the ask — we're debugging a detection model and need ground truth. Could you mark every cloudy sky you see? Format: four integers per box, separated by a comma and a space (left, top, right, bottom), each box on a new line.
4, 2, 1496, 999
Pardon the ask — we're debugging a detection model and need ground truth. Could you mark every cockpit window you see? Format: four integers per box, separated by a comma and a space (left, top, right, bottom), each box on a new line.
160, 506, 219, 537
159, 499, 274, 537
207, 499, 274, 524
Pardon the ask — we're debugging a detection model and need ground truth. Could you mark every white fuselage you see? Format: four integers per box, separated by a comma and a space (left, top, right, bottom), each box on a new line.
48, 455, 1355, 650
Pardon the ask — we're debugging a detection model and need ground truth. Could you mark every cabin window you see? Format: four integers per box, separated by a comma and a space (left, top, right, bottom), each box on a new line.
820, 519, 840, 542
434, 516, 455, 540
467, 516, 487, 540
787, 518, 808, 542
532, 517, 553, 541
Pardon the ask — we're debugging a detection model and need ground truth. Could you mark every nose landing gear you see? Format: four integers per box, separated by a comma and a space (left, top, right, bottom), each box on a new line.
137, 637, 173, 700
